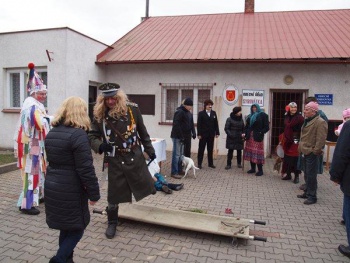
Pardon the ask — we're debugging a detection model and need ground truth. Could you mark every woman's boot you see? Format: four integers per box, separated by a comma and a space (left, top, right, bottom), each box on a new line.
293, 173, 300, 184
255, 164, 263, 176
106, 206, 119, 239
247, 162, 256, 173
237, 152, 242, 168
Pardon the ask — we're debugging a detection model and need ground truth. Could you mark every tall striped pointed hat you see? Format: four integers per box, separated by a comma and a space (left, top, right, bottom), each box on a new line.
27, 63, 47, 95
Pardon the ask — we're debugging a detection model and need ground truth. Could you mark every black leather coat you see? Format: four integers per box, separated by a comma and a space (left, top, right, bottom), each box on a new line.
44, 125, 100, 231
224, 113, 244, 150
171, 106, 193, 139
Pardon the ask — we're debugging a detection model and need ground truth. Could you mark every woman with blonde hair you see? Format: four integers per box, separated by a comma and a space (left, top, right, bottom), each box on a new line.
45, 96, 100, 263
89, 83, 156, 239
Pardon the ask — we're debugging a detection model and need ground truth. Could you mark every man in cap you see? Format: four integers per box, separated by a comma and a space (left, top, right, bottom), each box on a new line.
297, 101, 328, 205
88, 83, 156, 239
197, 99, 220, 169
14, 63, 52, 215
170, 97, 194, 178
299, 96, 328, 191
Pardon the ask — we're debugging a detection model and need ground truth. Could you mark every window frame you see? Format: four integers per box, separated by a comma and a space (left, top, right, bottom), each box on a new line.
160, 83, 214, 124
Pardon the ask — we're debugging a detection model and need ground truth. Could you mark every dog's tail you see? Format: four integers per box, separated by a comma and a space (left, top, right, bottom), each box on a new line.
193, 166, 200, 170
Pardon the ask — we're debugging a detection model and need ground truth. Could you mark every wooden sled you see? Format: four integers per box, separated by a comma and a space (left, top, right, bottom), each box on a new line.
93, 203, 267, 246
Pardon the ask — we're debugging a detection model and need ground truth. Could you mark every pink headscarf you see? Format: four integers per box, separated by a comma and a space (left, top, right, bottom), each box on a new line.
342, 108, 350, 119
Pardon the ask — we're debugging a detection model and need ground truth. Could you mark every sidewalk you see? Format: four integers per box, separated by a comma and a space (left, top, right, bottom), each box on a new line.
0, 152, 348, 263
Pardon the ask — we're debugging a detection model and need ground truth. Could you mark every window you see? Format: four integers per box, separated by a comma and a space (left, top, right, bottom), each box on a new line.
127, 94, 155, 115
7, 68, 48, 108
160, 83, 214, 123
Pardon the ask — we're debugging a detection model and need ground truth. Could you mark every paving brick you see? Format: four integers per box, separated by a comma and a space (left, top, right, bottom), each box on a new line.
153, 257, 176, 263
206, 258, 228, 263
1, 248, 24, 260
236, 255, 256, 262
163, 244, 182, 253
16, 252, 40, 262
265, 252, 285, 261
168, 251, 188, 261
186, 254, 208, 263
180, 247, 200, 256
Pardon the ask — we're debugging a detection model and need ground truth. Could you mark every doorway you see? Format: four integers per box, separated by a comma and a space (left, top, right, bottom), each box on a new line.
269, 89, 307, 156
88, 85, 97, 121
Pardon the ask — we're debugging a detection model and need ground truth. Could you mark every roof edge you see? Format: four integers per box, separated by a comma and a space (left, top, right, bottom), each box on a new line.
96, 58, 350, 65
0, 27, 109, 46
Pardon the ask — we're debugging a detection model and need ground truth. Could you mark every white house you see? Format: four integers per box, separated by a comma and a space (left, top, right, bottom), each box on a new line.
95, 6, 350, 156
0, 27, 108, 148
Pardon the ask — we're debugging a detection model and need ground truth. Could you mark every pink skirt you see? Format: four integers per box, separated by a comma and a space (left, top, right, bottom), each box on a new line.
243, 133, 265, 164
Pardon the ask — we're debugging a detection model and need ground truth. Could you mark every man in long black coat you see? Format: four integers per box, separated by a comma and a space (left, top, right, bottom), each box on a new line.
197, 99, 220, 169
88, 83, 156, 239
330, 120, 350, 259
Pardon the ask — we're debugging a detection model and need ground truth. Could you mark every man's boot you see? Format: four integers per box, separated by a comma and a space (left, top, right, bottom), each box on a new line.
255, 164, 263, 176
247, 162, 256, 174
105, 206, 118, 239
225, 161, 231, 170
293, 173, 300, 184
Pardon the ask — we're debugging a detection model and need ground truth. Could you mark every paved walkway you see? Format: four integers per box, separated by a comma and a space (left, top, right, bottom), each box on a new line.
0, 152, 348, 262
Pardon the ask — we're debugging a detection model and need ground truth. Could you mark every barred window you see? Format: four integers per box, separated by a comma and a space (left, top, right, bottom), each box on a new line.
7, 68, 48, 108
160, 83, 214, 123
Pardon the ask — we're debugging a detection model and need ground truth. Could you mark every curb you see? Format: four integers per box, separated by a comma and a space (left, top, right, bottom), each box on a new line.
0, 162, 18, 174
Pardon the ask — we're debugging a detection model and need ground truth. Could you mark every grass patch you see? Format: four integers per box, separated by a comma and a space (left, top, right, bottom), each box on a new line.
184, 208, 207, 214
0, 154, 17, 165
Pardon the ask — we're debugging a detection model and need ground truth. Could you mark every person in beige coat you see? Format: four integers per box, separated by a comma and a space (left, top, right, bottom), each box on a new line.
297, 101, 328, 205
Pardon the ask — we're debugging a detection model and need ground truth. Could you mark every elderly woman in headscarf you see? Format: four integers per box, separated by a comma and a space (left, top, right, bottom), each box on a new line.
281, 102, 304, 183
243, 103, 269, 176
335, 108, 350, 136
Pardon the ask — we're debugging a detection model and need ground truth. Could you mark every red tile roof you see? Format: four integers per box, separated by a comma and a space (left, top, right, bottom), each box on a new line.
96, 9, 350, 64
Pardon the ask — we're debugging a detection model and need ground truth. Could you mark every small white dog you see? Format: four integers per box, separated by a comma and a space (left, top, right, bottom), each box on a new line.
180, 155, 199, 178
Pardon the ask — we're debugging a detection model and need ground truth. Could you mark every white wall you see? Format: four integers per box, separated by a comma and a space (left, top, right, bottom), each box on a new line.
0, 28, 107, 149
100, 62, 350, 155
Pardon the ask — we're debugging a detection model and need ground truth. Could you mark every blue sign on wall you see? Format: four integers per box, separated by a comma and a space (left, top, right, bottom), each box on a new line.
315, 94, 333, 105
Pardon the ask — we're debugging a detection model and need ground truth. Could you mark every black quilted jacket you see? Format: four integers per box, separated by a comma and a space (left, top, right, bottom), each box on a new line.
44, 125, 100, 231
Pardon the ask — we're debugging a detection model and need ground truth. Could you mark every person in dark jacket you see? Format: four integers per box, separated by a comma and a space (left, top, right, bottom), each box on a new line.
88, 83, 156, 239
224, 106, 244, 169
243, 103, 269, 176
197, 99, 220, 169
330, 120, 350, 259
182, 99, 196, 159
45, 97, 100, 263
281, 102, 304, 183
170, 98, 194, 178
